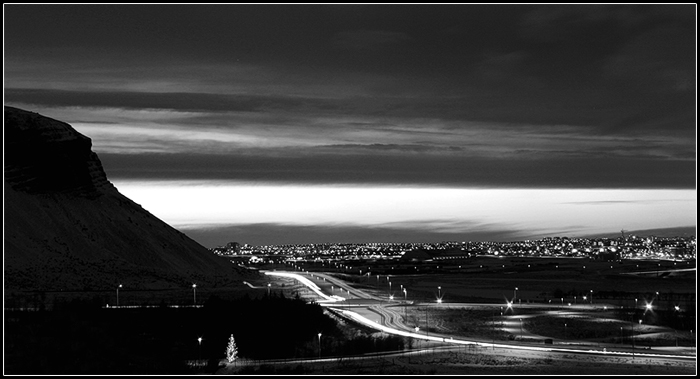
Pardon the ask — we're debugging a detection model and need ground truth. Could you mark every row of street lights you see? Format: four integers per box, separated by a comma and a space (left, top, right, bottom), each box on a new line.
114, 283, 199, 307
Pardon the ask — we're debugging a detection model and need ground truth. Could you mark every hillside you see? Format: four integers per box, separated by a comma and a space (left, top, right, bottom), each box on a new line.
4, 106, 259, 291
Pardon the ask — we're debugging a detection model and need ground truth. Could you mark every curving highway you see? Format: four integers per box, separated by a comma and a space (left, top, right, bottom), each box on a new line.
263, 270, 696, 364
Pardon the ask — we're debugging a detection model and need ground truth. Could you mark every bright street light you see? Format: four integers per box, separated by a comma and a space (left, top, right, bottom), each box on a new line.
317, 333, 322, 358
117, 284, 122, 307
192, 284, 197, 305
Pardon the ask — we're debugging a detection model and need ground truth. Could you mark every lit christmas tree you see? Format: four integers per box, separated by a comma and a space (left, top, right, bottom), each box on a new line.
226, 334, 238, 363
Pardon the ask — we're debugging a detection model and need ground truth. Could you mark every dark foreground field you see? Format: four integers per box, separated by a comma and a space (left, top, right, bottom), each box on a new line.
216, 345, 696, 375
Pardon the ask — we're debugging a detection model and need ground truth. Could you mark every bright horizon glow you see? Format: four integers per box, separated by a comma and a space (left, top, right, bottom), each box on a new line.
113, 179, 695, 242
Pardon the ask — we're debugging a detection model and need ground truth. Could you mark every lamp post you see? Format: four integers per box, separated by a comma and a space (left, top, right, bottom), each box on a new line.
492, 310, 496, 350
117, 284, 122, 307
438, 286, 442, 300
425, 307, 429, 336
590, 290, 593, 304
267, 283, 271, 296
519, 318, 523, 341
198, 337, 202, 360
514, 287, 518, 302
192, 284, 197, 305
317, 333, 322, 359
404, 288, 408, 320
389, 281, 392, 296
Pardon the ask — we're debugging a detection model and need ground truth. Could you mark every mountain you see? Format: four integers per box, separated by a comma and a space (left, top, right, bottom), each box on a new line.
4, 106, 257, 291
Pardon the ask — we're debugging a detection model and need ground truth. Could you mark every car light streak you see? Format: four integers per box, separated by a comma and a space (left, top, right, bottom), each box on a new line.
264, 271, 345, 303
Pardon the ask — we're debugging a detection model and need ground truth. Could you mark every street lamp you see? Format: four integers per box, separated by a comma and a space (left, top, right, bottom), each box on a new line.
620, 326, 623, 344
564, 323, 567, 340
197, 337, 203, 360
267, 283, 271, 296
404, 288, 408, 320
389, 281, 392, 296
317, 333, 322, 358
192, 284, 197, 305
514, 287, 518, 302
117, 284, 122, 307
519, 318, 523, 340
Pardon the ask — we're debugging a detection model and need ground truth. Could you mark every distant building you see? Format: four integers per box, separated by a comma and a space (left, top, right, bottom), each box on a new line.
594, 247, 620, 261
225, 242, 241, 253
399, 248, 434, 262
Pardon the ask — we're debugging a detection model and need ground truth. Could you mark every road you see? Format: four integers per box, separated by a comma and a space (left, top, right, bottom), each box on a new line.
263, 270, 696, 364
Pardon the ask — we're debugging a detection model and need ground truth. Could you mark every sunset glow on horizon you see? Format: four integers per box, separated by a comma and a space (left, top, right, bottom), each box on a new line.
113, 179, 696, 246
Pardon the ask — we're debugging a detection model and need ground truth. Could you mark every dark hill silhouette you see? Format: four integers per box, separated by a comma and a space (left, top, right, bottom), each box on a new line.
4, 106, 259, 291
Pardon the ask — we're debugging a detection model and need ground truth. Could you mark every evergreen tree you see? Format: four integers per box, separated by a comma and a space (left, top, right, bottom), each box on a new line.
226, 334, 238, 363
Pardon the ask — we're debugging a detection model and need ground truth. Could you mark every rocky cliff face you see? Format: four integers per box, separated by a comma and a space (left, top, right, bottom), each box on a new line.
4, 106, 256, 292
4, 107, 114, 197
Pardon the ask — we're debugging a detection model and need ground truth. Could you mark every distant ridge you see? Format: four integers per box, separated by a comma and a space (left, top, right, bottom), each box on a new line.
4, 106, 258, 291
583, 226, 696, 240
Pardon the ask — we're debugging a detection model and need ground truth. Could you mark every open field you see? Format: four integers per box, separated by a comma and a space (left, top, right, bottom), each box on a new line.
216, 345, 696, 375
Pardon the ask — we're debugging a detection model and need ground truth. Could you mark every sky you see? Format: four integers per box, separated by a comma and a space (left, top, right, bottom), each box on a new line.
4, 4, 696, 247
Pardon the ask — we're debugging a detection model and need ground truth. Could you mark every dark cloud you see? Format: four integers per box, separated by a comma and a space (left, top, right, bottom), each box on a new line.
4, 4, 696, 191
4, 88, 308, 113
99, 152, 695, 189
180, 222, 528, 248
333, 30, 411, 51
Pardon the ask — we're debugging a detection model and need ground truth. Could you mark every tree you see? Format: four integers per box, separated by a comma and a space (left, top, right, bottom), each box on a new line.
226, 334, 239, 363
